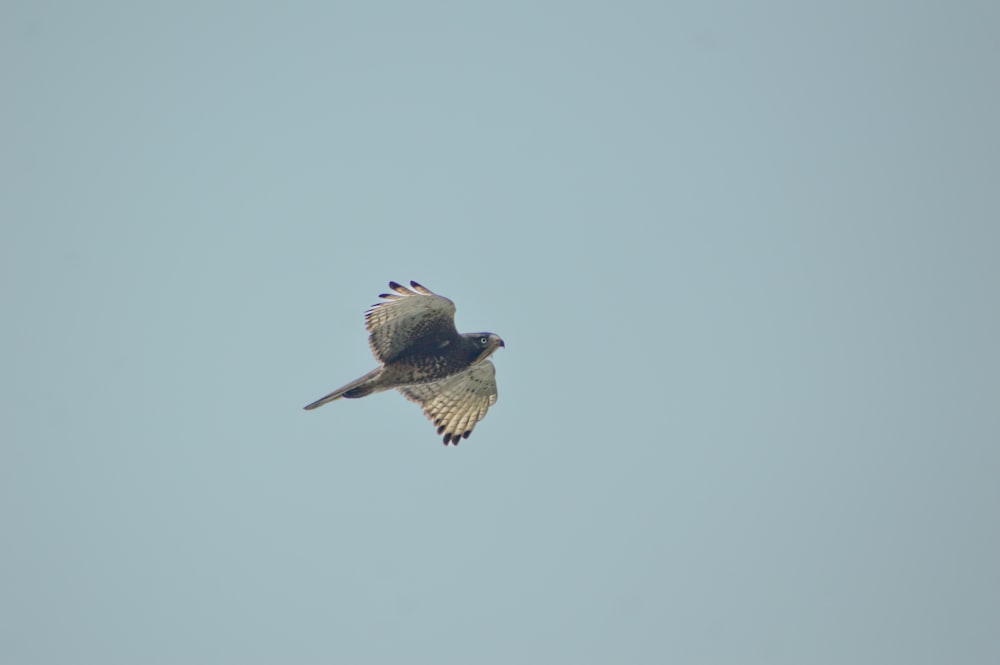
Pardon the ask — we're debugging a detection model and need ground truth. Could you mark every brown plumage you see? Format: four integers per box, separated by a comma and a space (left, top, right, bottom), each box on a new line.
304, 281, 504, 445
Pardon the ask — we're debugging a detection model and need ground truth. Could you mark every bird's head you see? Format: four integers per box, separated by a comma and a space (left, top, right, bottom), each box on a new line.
465, 332, 505, 361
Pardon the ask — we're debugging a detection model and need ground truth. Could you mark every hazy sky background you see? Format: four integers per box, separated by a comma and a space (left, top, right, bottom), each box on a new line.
3, 1, 998, 663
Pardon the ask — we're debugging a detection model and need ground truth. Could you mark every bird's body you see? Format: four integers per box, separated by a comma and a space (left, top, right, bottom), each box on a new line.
304, 281, 504, 445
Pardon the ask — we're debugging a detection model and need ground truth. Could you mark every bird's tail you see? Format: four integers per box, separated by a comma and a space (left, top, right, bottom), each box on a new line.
303, 368, 384, 410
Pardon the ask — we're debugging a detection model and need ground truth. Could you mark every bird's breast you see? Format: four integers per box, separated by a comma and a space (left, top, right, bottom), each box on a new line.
382, 351, 469, 386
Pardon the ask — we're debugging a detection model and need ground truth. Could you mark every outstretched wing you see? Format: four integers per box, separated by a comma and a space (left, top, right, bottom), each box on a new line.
365, 281, 458, 364
397, 361, 498, 445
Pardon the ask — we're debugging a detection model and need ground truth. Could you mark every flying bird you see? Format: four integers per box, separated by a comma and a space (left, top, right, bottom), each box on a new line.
304, 280, 505, 445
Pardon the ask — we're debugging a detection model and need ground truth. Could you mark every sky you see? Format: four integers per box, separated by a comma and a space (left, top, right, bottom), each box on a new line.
3, 1, 999, 663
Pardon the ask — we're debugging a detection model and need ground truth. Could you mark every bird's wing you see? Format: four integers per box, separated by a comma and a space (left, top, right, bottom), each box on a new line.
365, 281, 458, 364
397, 361, 498, 445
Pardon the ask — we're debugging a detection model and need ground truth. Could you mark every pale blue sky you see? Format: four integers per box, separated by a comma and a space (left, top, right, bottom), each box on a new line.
3, 1, 999, 664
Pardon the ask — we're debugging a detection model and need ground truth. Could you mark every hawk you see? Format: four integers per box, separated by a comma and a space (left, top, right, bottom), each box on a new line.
304, 280, 505, 445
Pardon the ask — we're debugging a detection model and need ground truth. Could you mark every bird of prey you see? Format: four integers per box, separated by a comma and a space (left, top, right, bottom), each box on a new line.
304, 280, 505, 445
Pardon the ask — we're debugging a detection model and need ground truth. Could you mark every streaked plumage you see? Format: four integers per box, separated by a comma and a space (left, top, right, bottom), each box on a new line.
304, 281, 504, 445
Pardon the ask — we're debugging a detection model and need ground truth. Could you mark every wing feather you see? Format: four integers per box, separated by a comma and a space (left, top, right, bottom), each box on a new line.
364, 280, 458, 364
397, 362, 498, 445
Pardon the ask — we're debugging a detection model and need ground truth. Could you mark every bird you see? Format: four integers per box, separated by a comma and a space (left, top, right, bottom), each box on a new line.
304, 280, 505, 445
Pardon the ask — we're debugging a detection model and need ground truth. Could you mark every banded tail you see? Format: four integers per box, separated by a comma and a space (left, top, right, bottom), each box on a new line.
303, 368, 384, 410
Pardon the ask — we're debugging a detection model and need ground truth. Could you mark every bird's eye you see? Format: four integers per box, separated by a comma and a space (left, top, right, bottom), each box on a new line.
479, 337, 488, 345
